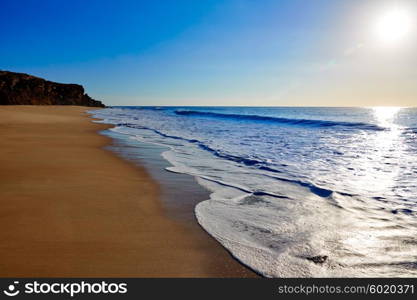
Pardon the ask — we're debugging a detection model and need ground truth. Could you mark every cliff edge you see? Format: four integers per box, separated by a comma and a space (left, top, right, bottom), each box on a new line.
0, 70, 105, 107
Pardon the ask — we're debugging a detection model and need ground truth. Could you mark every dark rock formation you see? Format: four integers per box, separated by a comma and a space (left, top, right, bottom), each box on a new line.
0, 70, 105, 107
306, 255, 328, 264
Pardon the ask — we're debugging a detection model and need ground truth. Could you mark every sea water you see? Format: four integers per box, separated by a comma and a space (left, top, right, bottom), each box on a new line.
91, 106, 417, 277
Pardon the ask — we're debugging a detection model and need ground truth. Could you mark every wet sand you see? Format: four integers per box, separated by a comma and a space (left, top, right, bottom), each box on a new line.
0, 105, 256, 277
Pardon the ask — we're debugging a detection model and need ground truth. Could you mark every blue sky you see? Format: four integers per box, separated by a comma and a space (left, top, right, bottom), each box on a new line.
1, 0, 416, 106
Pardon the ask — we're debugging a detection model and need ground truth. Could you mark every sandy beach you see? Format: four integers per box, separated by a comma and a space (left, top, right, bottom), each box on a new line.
0, 106, 255, 277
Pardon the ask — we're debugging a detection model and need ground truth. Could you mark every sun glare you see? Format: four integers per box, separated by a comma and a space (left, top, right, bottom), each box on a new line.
374, 8, 413, 45
372, 106, 401, 127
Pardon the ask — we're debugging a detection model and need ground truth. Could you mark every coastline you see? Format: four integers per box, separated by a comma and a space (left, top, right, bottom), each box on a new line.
0, 105, 255, 277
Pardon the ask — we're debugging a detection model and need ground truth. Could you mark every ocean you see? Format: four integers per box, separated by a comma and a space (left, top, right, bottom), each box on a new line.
91, 106, 417, 277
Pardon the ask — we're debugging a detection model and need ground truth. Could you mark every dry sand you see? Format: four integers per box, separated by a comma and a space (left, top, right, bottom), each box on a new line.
0, 106, 255, 277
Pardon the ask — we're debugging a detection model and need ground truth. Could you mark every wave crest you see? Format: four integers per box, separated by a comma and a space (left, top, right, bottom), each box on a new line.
175, 110, 385, 131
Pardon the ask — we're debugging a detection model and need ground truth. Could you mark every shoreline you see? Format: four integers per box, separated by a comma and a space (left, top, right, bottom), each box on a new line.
0, 105, 256, 277
100, 129, 259, 277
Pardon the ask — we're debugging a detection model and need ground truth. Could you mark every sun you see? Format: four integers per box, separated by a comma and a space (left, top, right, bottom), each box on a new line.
374, 8, 413, 44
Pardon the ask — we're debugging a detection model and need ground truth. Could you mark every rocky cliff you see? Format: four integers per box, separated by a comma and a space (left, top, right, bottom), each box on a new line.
0, 70, 105, 107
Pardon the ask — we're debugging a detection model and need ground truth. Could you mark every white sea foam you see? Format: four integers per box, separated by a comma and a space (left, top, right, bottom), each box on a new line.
90, 107, 417, 277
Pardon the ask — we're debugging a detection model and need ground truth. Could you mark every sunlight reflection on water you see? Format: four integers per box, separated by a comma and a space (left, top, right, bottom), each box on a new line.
335, 107, 417, 276
373, 106, 402, 127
